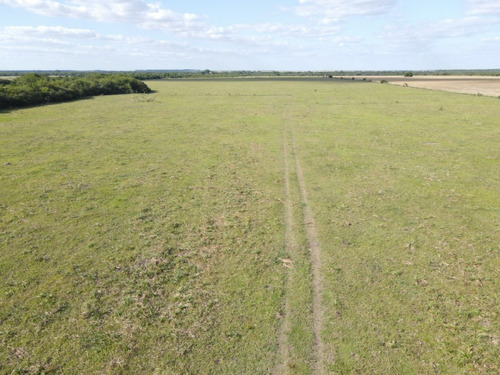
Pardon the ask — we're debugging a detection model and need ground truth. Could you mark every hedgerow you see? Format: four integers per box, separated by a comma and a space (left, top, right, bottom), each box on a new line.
0, 73, 151, 109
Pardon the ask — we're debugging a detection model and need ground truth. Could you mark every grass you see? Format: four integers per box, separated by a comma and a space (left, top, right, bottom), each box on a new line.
1, 82, 288, 373
289, 83, 499, 373
1, 79, 498, 374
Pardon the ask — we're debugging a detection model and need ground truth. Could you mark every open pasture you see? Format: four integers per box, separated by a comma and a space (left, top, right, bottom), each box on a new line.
1, 79, 498, 374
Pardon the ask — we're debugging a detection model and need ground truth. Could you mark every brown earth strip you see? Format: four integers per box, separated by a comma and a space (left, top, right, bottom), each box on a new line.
290, 126, 325, 374
274, 104, 294, 375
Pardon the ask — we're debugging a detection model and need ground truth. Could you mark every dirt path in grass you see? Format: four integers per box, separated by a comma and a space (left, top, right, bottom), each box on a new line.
290, 127, 325, 374
275, 102, 325, 374
274, 104, 294, 375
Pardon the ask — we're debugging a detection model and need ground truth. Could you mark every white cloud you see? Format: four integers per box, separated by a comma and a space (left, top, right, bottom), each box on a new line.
0, 24, 225, 69
0, 24, 296, 70
467, 0, 500, 15
236, 23, 341, 39
0, 25, 132, 49
481, 36, 500, 43
418, 17, 496, 39
0, 0, 274, 46
0, 25, 217, 49
293, 0, 397, 20
380, 16, 497, 44
2, 0, 497, 70
331, 36, 362, 44
0, 0, 365, 49
3, 25, 107, 39
370, 13, 500, 66
0, 0, 203, 33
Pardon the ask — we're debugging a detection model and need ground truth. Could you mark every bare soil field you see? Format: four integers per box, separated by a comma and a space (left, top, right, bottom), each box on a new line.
359, 75, 500, 96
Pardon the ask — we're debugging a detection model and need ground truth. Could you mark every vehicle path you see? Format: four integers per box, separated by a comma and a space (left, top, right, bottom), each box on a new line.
274, 104, 294, 375
275, 101, 324, 374
290, 123, 325, 374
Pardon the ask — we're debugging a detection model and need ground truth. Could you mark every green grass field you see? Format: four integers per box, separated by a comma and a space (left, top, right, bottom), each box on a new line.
1, 79, 498, 374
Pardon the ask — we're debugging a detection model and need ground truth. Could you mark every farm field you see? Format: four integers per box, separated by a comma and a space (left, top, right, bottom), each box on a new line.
357, 75, 500, 97
1, 79, 499, 374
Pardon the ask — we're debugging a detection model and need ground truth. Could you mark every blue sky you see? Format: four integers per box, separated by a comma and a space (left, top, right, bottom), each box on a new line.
0, 0, 499, 70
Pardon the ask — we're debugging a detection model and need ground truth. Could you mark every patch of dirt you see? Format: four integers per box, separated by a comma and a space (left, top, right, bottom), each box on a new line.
276, 103, 325, 374
274, 105, 294, 375
360, 75, 500, 96
291, 127, 325, 374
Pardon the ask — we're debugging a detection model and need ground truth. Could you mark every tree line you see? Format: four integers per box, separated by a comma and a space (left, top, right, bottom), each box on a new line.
0, 73, 152, 109
128, 69, 500, 80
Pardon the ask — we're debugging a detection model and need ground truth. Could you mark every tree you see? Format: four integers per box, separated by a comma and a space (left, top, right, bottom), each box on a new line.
0, 73, 152, 109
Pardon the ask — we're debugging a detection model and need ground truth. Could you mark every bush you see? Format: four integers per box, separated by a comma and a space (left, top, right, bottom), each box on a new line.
0, 74, 152, 109
404, 71, 414, 77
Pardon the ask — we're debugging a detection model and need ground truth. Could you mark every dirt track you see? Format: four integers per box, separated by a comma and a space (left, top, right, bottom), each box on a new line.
276, 102, 325, 374
291, 125, 325, 375
358, 75, 500, 96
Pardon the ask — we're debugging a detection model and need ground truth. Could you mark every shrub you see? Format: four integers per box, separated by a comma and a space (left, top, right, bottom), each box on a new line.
0, 74, 152, 109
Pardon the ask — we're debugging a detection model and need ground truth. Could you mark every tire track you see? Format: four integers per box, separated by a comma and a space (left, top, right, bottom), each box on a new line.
274, 104, 294, 375
275, 102, 324, 374
290, 124, 325, 374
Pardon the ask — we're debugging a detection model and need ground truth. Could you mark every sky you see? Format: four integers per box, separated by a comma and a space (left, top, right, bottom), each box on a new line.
0, 0, 499, 71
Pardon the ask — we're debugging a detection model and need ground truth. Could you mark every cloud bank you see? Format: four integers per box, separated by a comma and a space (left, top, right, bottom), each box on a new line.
0, 0, 202, 33
1, 0, 499, 70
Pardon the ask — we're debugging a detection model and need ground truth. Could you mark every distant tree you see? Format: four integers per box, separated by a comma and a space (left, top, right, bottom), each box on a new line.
404, 71, 414, 77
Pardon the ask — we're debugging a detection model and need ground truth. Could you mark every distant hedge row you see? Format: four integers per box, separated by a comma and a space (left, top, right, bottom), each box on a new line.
0, 73, 152, 109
